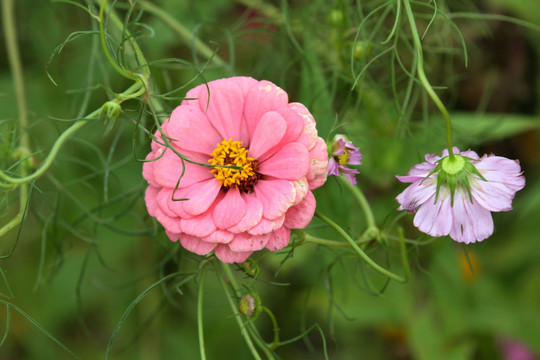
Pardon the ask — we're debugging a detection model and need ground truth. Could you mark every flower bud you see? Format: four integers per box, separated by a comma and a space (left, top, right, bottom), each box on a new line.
328, 134, 362, 185
238, 293, 262, 318
328, 9, 344, 26
353, 41, 372, 60
240, 259, 260, 278
101, 101, 121, 121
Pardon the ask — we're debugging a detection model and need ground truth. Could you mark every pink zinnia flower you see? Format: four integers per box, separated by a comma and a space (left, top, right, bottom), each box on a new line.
143, 77, 328, 263
327, 134, 362, 185
396, 147, 525, 243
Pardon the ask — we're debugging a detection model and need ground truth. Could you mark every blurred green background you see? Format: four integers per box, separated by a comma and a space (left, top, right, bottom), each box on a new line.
1, 0, 540, 359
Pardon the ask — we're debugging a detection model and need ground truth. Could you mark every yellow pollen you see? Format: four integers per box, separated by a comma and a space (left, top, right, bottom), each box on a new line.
337, 149, 350, 166
208, 138, 260, 192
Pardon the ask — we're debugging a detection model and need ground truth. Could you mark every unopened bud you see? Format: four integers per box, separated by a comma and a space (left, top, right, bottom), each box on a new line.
240, 259, 260, 278
239, 293, 261, 318
101, 101, 121, 121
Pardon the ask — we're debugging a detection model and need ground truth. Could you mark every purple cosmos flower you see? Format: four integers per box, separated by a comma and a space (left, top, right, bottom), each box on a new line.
396, 147, 525, 244
328, 134, 362, 185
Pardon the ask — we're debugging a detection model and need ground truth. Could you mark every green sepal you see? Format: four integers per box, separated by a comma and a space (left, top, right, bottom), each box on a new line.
464, 161, 487, 182
447, 173, 458, 205
435, 169, 447, 202
421, 162, 442, 185
456, 170, 473, 202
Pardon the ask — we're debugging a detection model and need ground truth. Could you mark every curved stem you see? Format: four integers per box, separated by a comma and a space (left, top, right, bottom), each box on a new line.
338, 176, 376, 228
197, 269, 207, 360
0, 110, 98, 185
315, 212, 408, 283
1, 0, 31, 237
137, 0, 226, 67
402, 0, 454, 157
218, 263, 263, 360
99, 0, 139, 80
261, 306, 280, 349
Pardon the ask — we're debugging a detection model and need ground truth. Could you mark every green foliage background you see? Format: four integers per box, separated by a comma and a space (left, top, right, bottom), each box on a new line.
1, 0, 540, 359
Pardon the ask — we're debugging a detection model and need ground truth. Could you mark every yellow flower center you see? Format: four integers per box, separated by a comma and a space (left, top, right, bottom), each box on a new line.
208, 138, 260, 192
337, 149, 350, 166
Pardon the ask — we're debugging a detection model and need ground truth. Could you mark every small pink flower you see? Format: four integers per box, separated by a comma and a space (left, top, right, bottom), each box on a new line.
396, 147, 525, 244
327, 134, 362, 185
143, 77, 328, 263
498, 336, 540, 360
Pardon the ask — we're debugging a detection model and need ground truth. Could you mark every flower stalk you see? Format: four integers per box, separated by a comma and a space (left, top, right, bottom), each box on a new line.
402, 0, 455, 158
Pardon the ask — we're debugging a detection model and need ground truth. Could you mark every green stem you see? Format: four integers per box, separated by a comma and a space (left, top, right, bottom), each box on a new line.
0, 70, 146, 187
197, 269, 207, 360
315, 212, 408, 283
2, 0, 30, 236
0, 110, 98, 185
261, 306, 280, 349
218, 263, 263, 360
302, 228, 376, 247
137, 0, 226, 67
338, 176, 376, 228
99, 0, 139, 80
402, 0, 454, 157
3, 0, 29, 150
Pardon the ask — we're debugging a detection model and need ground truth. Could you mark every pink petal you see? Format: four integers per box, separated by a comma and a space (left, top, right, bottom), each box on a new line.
165, 105, 221, 155
265, 227, 291, 251
247, 215, 285, 235
227, 194, 264, 233
181, 82, 204, 107
145, 186, 160, 217
143, 152, 158, 187
214, 244, 252, 263
472, 181, 514, 212
475, 155, 521, 174
213, 188, 246, 229
459, 149, 480, 159
153, 148, 213, 189
254, 179, 296, 220
180, 208, 218, 238
248, 111, 287, 160
396, 162, 437, 183
201, 230, 234, 244
180, 179, 221, 216
244, 80, 289, 139
155, 207, 181, 234
165, 230, 180, 242
196, 78, 247, 142
151, 125, 167, 152
156, 188, 181, 218
272, 105, 305, 146
284, 190, 316, 229
164, 188, 194, 219
466, 200, 494, 242
180, 234, 215, 255
231, 76, 259, 94
306, 138, 329, 190
290, 102, 318, 151
396, 179, 437, 211
413, 191, 452, 237
292, 178, 309, 205
228, 233, 271, 252
449, 191, 493, 243
259, 142, 309, 180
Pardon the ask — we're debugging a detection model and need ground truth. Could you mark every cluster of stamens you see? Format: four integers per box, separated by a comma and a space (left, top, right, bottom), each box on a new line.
337, 149, 351, 166
208, 139, 261, 193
